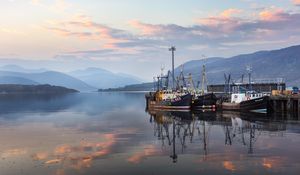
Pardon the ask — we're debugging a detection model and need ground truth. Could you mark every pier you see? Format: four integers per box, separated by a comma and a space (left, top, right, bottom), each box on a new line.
268, 95, 300, 115
208, 82, 286, 93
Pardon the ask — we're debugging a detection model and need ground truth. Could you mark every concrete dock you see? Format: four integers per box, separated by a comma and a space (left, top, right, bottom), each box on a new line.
268, 95, 300, 115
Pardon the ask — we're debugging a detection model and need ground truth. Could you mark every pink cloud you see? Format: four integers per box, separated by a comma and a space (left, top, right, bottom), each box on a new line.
127, 145, 159, 164
292, 0, 300, 6
46, 15, 130, 52
197, 16, 243, 34
195, 8, 300, 38
31, 152, 48, 160
262, 157, 286, 170
223, 161, 236, 171
1, 148, 27, 158
54, 144, 73, 155
47, 27, 93, 39
129, 20, 164, 35
45, 159, 62, 164
48, 8, 300, 60
221, 8, 242, 18
66, 21, 128, 43
29, 133, 119, 172
259, 9, 287, 21
196, 8, 244, 33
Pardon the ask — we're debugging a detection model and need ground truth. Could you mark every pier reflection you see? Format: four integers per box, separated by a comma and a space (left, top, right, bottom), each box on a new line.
147, 109, 295, 163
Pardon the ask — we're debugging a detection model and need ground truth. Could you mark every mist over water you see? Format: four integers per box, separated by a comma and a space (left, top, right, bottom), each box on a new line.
0, 92, 299, 175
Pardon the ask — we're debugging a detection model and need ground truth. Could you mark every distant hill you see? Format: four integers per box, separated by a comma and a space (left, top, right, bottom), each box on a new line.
99, 82, 154, 92
178, 45, 300, 86
106, 45, 300, 91
0, 84, 78, 94
68, 67, 142, 89
0, 65, 143, 91
0, 70, 96, 92
0, 76, 39, 85
0, 65, 47, 73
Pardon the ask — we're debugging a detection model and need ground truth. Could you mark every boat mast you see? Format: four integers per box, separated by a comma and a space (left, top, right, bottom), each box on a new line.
157, 76, 160, 91
160, 64, 165, 90
188, 73, 196, 94
201, 55, 207, 95
177, 65, 186, 91
247, 65, 252, 92
160, 64, 165, 77
153, 77, 156, 91
169, 46, 176, 90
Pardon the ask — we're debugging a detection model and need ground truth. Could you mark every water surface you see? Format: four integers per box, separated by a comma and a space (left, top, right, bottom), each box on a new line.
0, 92, 299, 175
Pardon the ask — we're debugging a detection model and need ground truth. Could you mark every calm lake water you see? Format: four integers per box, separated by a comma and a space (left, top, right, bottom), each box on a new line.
0, 92, 299, 175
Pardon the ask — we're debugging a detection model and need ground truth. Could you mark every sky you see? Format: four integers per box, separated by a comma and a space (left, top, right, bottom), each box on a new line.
1, 0, 300, 81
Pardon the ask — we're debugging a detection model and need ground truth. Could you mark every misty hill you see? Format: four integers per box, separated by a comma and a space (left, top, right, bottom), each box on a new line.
0, 65, 47, 73
0, 65, 143, 91
0, 70, 96, 92
0, 84, 78, 94
0, 76, 39, 85
68, 67, 142, 89
99, 82, 154, 92
178, 45, 300, 86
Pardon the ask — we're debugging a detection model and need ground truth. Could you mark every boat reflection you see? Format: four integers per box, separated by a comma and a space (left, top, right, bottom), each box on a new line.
147, 109, 291, 163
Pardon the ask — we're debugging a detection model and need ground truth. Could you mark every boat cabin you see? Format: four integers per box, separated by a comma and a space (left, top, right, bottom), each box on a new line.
156, 90, 188, 101
231, 92, 265, 103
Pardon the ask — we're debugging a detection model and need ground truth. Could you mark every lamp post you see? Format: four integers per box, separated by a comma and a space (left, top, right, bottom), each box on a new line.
169, 46, 176, 90
201, 54, 206, 95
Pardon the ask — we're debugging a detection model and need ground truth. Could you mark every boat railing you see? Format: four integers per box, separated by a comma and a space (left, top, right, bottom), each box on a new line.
252, 78, 285, 84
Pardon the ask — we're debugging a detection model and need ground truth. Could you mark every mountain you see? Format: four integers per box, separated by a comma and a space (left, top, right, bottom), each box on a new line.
0, 65, 47, 73
0, 65, 142, 91
176, 45, 300, 86
116, 72, 143, 82
0, 76, 39, 85
107, 45, 300, 91
68, 67, 142, 89
0, 70, 96, 92
99, 82, 154, 92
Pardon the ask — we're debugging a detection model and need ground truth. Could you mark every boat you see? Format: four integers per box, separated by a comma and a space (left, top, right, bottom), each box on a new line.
192, 93, 217, 110
146, 46, 193, 111
222, 92, 269, 111
146, 90, 192, 110
191, 61, 217, 110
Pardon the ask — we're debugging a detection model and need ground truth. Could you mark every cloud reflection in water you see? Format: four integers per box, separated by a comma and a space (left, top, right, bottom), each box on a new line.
0, 93, 299, 175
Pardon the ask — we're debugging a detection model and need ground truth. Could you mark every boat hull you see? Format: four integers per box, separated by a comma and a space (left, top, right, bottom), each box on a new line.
222, 102, 240, 110
222, 96, 269, 111
192, 93, 217, 110
240, 96, 269, 111
147, 93, 192, 111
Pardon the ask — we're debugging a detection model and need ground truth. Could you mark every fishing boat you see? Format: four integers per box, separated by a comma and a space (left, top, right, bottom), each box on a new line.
191, 61, 217, 110
145, 46, 192, 111
222, 66, 271, 111
222, 92, 269, 111
146, 90, 192, 110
